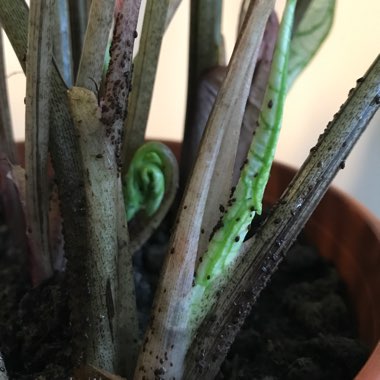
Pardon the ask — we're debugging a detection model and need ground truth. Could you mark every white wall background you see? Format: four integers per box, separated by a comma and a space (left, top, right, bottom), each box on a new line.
2, 0, 380, 217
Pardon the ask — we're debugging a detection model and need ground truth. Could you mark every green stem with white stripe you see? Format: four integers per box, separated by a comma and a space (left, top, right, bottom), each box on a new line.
190, 0, 297, 327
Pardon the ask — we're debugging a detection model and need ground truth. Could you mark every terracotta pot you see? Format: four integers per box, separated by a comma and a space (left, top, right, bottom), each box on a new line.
12, 141, 380, 378
167, 141, 380, 379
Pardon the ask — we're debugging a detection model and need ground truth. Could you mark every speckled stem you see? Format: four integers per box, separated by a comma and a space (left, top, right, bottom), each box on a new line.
101, 0, 141, 127
185, 53, 380, 380
24, 0, 54, 285
68, 87, 119, 372
133, 1, 275, 379
0, 3, 98, 366
189, 0, 297, 329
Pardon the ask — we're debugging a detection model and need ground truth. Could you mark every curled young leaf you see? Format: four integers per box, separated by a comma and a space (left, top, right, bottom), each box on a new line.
123, 141, 178, 221
123, 142, 179, 253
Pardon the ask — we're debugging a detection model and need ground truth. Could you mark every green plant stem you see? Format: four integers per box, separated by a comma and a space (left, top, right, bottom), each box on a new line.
0, 28, 17, 163
115, 182, 139, 378
185, 0, 265, 261
76, 0, 115, 90
68, 0, 89, 78
121, 0, 170, 173
24, 0, 54, 285
0, 1, 28, 72
52, 0, 73, 86
185, 53, 380, 379
0, 0, 100, 368
189, 0, 296, 331
187, 0, 224, 110
233, 12, 279, 184
67, 87, 120, 372
238, 0, 250, 31
99, 1, 143, 375
133, 2, 275, 379
180, 14, 279, 261
69, 1, 143, 373
180, 0, 223, 189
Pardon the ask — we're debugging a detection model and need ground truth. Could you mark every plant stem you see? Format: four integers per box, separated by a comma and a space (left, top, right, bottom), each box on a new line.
180, 0, 223, 188
67, 87, 120, 372
192, 2, 276, 270
165, 0, 182, 28
0, 1, 28, 72
97, 1, 143, 374
233, 12, 279, 183
115, 182, 139, 378
76, 0, 115, 90
0, 0, 102, 368
52, 0, 73, 86
189, 0, 296, 331
67, 1, 143, 371
68, 0, 89, 79
185, 53, 380, 379
121, 0, 170, 172
25, 0, 54, 284
133, 1, 275, 378
101, 0, 142, 127
0, 28, 17, 163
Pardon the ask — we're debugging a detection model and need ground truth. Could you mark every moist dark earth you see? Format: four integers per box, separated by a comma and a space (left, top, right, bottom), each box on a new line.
0, 207, 370, 379
215, 239, 369, 379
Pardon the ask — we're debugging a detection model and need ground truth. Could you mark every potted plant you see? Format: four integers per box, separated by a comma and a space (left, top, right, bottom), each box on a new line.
0, 0, 379, 379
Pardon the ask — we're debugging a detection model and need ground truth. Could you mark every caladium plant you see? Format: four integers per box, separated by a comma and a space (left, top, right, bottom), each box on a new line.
0, 0, 379, 379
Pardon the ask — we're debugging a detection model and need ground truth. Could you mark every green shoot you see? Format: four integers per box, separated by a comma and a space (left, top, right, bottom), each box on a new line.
123, 141, 177, 221
190, 0, 297, 325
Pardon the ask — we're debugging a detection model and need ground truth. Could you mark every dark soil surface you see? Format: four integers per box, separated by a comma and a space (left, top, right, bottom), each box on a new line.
136, 225, 370, 380
216, 237, 369, 379
0, 201, 71, 380
0, 207, 370, 379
